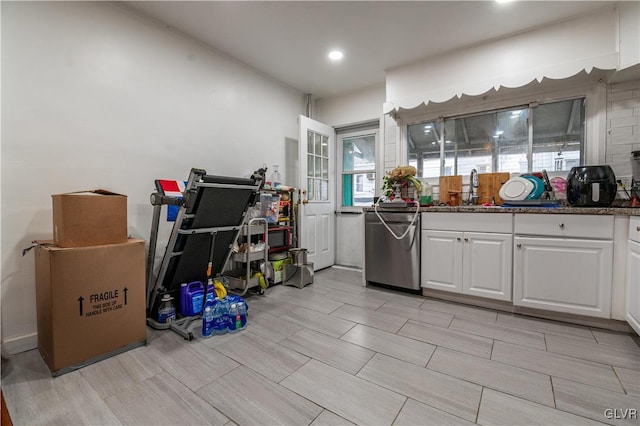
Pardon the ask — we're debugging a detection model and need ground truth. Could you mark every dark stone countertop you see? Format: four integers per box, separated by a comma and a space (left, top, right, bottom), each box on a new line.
366, 203, 640, 216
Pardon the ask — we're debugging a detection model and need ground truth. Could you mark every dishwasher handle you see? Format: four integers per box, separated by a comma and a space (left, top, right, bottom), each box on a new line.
372, 202, 420, 240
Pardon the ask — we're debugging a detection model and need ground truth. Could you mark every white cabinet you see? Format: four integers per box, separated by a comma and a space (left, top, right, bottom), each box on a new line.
422, 230, 463, 293
513, 214, 614, 318
463, 232, 513, 301
421, 213, 513, 302
626, 217, 640, 335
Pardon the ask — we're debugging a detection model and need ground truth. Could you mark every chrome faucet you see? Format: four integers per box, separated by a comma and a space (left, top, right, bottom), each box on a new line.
468, 168, 479, 205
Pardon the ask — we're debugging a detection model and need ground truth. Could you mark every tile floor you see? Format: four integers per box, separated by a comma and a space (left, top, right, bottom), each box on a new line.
2, 267, 640, 425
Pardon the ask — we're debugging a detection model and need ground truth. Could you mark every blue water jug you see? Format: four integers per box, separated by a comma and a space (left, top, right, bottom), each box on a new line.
181, 281, 215, 316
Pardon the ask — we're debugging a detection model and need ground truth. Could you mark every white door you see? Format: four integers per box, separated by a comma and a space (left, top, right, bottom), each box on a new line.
513, 236, 613, 318
298, 115, 335, 270
421, 230, 463, 292
463, 232, 513, 301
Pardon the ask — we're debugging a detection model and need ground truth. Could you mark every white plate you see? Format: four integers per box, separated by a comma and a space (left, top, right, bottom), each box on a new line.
499, 177, 535, 201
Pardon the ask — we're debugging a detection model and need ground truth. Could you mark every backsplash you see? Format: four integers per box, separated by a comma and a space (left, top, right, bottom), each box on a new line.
606, 78, 640, 198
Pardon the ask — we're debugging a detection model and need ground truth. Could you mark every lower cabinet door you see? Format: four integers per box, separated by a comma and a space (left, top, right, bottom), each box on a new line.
463, 232, 513, 301
514, 236, 613, 318
626, 240, 640, 335
421, 230, 463, 293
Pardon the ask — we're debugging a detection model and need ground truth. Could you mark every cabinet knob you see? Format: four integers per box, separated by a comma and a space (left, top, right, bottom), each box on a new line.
559, 223, 565, 229
517, 244, 522, 248
637, 226, 640, 232
456, 237, 461, 241
464, 237, 469, 242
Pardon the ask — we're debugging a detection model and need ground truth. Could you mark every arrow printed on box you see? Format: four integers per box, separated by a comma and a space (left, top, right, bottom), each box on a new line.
78, 296, 84, 316
123, 287, 128, 305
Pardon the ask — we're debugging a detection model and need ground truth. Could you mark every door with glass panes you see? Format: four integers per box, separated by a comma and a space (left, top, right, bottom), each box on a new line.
298, 115, 335, 270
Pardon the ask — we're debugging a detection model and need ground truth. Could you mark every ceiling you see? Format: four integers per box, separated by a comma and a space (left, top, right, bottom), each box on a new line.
123, 1, 617, 100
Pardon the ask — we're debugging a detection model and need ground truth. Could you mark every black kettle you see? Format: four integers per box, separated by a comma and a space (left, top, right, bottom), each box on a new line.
566, 165, 617, 207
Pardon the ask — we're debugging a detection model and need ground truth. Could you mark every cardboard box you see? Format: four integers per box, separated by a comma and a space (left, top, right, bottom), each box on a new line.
52, 190, 127, 247
35, 239, 147, 376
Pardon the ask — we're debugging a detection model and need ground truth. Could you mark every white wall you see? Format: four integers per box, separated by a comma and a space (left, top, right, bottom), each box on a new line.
335, 214, 364, 269
384, 6, 620, 111
313, 85, 386, 269
1, 1, 304, 354
314, 83, 385, 127
606, 79, 640, 180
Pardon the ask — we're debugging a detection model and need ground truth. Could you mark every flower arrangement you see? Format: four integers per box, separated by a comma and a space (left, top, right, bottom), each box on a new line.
382, 165, 422, 199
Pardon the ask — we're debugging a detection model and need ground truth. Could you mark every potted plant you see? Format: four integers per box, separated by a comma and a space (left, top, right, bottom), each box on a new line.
382, 165, 422, 201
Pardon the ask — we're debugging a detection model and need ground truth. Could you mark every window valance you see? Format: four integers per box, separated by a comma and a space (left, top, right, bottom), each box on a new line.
384, 7, 625, 114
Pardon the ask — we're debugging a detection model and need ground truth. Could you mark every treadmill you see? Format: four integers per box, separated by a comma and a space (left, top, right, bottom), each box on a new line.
145, 167, 264, 340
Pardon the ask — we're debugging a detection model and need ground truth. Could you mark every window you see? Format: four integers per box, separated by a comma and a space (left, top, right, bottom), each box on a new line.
408, 120, 440, 178
339, 131, 377, 207
307, 130, 329, 201
532, 99, 584, 172
407, 98, 585, 177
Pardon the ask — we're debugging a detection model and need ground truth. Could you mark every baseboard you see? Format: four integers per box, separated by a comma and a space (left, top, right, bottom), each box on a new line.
422, 289, 635, 334
331, 265, 363, 272
1, 333, 37, 356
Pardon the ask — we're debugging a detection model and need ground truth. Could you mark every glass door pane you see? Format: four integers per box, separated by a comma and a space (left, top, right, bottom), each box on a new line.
307, 129, 331, 201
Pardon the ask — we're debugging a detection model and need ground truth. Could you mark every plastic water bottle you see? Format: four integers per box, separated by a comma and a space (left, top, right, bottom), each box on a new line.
157, 294, 176, 324
201, 303, 214, 339
228, 303, 241, 333
211, 298, 228, 335
237, 301, 248, 331
271, 165, 281, 189
420, 179, 433, 206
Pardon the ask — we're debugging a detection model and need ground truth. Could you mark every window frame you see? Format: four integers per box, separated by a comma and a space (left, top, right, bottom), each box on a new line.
336, 126, 379, 212
397, 78, 607, 181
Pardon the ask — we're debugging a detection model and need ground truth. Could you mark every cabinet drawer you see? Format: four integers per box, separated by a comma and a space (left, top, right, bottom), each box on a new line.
629, 216, 640, 243
514, 214, 613, 239
422, 213, 512, 233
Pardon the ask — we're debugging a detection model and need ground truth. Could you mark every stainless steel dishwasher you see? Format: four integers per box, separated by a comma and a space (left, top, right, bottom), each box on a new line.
364, 211, 420, 290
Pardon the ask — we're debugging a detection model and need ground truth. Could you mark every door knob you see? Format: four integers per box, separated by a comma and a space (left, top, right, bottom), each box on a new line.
302, 199, 309, 205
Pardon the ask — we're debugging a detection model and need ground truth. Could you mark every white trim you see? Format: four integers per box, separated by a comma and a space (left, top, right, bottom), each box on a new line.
2, 333, 37, 356
377, 114, 385, 200
586, 80, 608, 165
384, 7, 619, 113
336, 127, 379, 212
393, 75, 608, 167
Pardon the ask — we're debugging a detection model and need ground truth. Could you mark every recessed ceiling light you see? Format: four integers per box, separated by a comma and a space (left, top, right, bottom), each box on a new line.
328, 50, 344, 61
